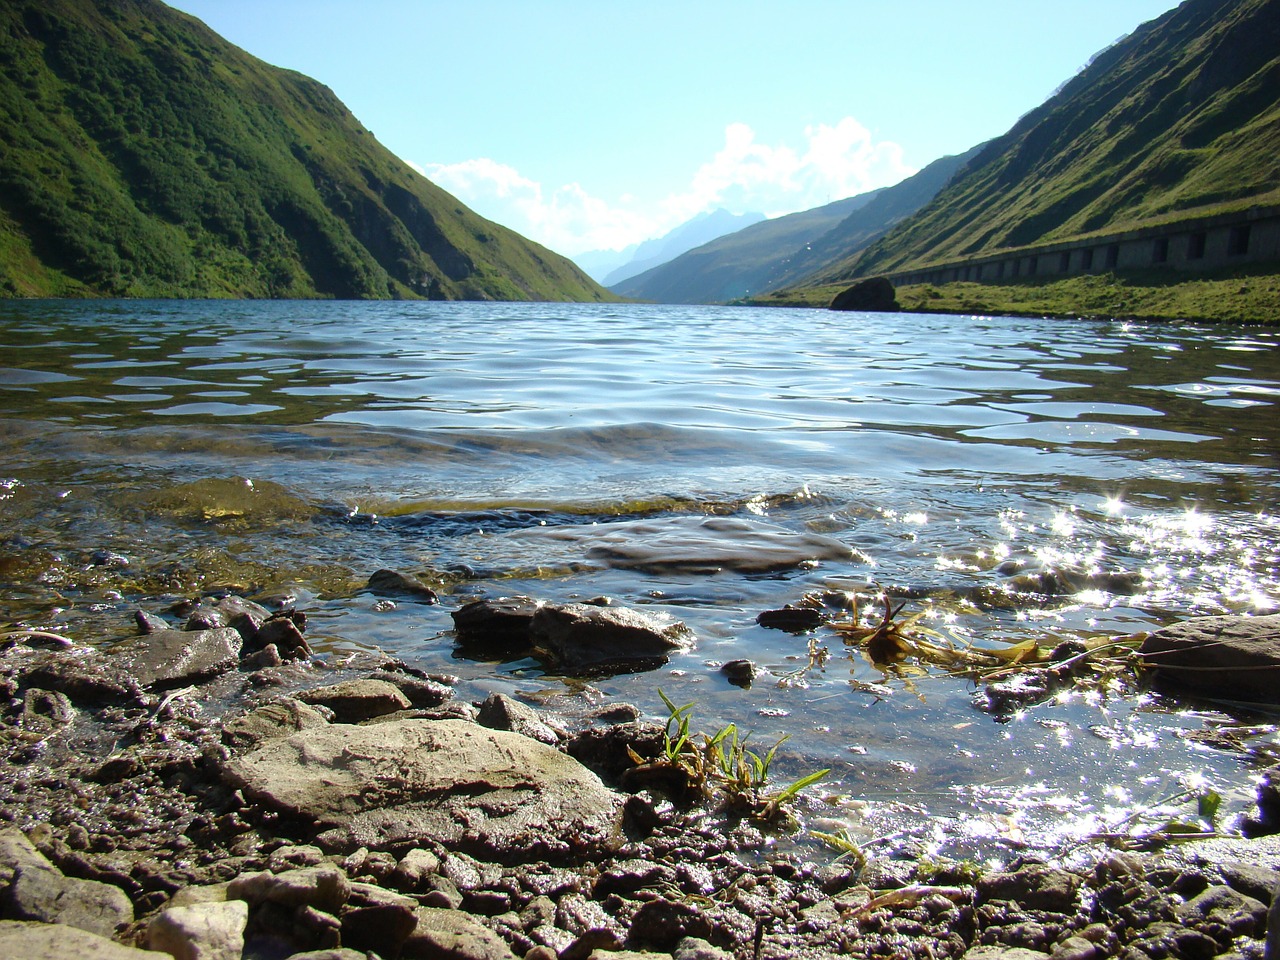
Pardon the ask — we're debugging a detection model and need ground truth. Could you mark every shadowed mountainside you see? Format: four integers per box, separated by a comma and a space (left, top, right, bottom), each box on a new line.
613, 148, 978, 304
0, 0, 612, 300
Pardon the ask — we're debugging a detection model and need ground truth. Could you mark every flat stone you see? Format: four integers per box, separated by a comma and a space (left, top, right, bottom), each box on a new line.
226, 866, 350, 914
296, 679, 412, 722
452, 596, 544, 645
147, 899, 248, 960
222, 718, 619, 862
0, 830, 133, 939
221, 698, 331, 753
403, 905, 519, 960
0, 920, 158, 959
114, 627, 241, 690
1141, 613, 1280, 704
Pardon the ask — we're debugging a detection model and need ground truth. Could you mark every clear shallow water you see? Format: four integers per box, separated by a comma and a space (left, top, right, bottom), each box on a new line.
2, 299, 1278, 864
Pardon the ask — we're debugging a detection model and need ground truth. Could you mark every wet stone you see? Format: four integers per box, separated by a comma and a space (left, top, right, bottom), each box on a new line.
476, 692, 559, 744
1141, 613, 1280, 704
114, 627, 241, 690
296, 679, 412, 722
529, 601, 694, 673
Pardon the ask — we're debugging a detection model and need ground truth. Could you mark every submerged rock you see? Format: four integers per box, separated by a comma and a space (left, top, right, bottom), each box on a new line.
1140, 613, 1280, 704
530, 602, 694, 673
221, 718, 620, 862
366, 568, 440, 604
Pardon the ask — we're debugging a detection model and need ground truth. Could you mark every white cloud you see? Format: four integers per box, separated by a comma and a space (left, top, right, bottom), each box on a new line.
416, 117, 915, 256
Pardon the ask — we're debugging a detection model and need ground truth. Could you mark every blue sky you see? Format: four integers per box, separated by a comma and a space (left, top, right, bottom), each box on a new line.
167, 1, 1182, 256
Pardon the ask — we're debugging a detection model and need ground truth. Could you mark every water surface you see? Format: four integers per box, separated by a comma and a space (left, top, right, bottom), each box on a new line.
2, 299, 1277, 864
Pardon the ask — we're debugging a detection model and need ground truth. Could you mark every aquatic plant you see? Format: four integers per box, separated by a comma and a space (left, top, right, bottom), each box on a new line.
631, 690, 829, 820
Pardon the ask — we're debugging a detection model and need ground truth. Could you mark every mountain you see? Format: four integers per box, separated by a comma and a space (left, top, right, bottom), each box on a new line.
0, 0, 612, 301
609, 192, 881, 304
599, 209, 766, 287
820, 0, 1280, 282
571, 244, 640, 284
612, 146, 979, 304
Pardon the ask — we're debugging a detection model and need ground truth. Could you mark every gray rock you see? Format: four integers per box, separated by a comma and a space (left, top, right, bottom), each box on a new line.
829, 276, 898, 312
368, 568, 440, 603
452, 596, 544, 645
961, 948, 1051, 960
1141, 613, 1280, 704
675, 937, 737, 960
530, 602, 693, 672
113, 626, 241, 690
977, 863, 1081, 913
628, 897, 714, 949
287, 951, 372, 960
221, 698, 331, 753
296, 679, 412, 722
370, 669, 454, 707
147, 899, 248, 960
0, 829, 133, 939
226, 866, 350, 914
404, 905, 519, 959
135, 608, 171, 634
0, 920, 158, 959
341, 883, 418, 955
222, 718, 620, 862
1176, 883, 1267, 936
255, 615, 311, 659
393, 849, 441, 892
476, 692, 558, 743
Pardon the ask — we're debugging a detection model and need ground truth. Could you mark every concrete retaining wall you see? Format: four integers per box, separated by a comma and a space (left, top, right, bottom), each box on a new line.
887, 205, 1280, 286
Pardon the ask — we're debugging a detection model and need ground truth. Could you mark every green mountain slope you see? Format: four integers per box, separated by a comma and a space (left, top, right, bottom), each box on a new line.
611, 191, 883, 304
613, 146, 978, 304
821, 0, 1280, 282
0, 0, 611, 301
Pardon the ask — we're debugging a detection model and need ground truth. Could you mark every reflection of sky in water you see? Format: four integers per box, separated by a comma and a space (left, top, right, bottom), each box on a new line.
0, 300, 1278, 860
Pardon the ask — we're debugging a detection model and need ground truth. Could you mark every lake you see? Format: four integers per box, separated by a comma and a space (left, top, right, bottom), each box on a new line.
1, 299, 1277, 864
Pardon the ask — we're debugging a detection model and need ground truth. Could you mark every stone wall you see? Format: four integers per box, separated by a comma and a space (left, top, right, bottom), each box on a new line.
887, 204, 1280, 286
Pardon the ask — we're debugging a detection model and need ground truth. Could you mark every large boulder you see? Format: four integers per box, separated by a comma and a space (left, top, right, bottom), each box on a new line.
1140, 614, 1280, 704
222, 718, 619, 862
0, 920, 158, 959
530, 602, 693, 673
829, 276, 898, 312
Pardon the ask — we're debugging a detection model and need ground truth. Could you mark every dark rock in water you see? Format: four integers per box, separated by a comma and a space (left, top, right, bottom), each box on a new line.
185, 607, 227, 631
452, 596, 543, 645
829, 276, 898, 312
221, 718, 620, 862
979, 669, 1052, 715
1140, 613, 1280, 704
367, 568, 440, 604
476, 692, 559, 744
756, 607, 824, 632
530, 602, 694, 673
296, 679, 412, 722
114, 627, 241, 690
720, 659, 758, 688
134, 609, 170, 634
254, 614, 311, 660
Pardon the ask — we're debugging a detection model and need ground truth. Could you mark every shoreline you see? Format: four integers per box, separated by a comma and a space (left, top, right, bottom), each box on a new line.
1, 589, 1277, 959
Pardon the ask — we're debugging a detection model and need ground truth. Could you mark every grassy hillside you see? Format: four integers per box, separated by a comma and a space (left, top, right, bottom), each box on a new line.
614, 147, 978, 305
611, 191, 882, 304
744, 266, 1280, 326
816, 0, 1280, 282
0, 0, 612, 301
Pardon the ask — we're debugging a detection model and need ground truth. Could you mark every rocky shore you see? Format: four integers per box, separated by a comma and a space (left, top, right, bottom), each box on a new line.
1, 587, 1278, 960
